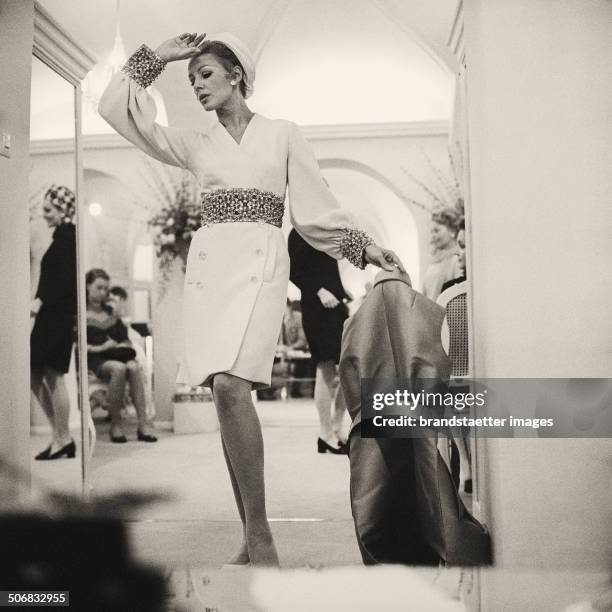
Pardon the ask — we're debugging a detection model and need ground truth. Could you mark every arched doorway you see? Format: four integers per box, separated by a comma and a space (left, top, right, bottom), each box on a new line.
320, 160, 421, 296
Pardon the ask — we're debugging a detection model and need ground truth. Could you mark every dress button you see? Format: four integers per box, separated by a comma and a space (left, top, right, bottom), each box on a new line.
198, 251, 207, 260
250, 276, 258, 283
255, 249, 264, 256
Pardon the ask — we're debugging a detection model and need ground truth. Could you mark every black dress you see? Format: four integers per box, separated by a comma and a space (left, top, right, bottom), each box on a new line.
87, 315, 134, 376
30, 223, 77, 373
288, 229, 349, 364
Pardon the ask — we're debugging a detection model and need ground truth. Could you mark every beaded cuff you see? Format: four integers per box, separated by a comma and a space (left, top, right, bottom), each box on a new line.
339, 228, 374, 269
121, 44, 166, 88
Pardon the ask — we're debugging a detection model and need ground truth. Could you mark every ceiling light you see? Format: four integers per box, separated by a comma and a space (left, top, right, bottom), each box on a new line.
89, 202, 103, 217
81, 0, 167, 133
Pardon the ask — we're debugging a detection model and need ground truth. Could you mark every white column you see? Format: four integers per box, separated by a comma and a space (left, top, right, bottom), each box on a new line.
0, 0, 35, 498
463, 0, 612, 607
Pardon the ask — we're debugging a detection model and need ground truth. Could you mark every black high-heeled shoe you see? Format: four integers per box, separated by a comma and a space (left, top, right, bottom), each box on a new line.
110, 433, 128, 443
137, 430, 158, 443
37, 440, 76, 460
317, 438, 347, 455
35, 445, 52, 461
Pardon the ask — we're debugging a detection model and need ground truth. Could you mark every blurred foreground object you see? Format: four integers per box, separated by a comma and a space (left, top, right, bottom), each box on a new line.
0, 455, 171, 610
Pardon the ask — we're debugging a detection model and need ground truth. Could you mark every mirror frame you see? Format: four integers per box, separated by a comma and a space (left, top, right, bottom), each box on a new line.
448, 3, 486, 609
32, 1, 96, 495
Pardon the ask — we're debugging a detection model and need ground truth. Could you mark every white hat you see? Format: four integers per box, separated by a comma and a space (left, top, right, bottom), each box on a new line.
207, 32, 256, 98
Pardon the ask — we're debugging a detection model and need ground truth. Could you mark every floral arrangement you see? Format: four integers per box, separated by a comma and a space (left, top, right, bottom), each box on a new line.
402, 144, 465, 217
148, 176, 200, 270
142, 158, 200, 293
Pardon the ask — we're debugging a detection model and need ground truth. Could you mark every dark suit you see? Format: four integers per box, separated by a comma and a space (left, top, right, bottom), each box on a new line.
288, 229, 349, 364
340, 270, 491, 566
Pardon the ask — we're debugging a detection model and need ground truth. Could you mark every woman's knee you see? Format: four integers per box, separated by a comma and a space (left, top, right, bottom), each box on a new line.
104, 361, 127, 379
31, 367, 44, 387
213, 374, 250, 404
126, 360, 141, 374
43, 365, 62, 382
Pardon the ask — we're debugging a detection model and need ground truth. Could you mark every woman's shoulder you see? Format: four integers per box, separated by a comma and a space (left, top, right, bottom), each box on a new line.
53, 222, 76, 240
254, 114, 295, 131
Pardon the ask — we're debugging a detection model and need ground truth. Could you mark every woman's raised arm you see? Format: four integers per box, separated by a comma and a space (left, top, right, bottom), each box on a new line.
98, 33, 206, 169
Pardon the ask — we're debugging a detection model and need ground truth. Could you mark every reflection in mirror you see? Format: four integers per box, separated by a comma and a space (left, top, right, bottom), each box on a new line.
29, 55, 81, 494
79, 157, 159, 479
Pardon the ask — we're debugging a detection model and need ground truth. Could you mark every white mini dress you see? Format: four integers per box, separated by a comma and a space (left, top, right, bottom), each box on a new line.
99, 51, 371, 389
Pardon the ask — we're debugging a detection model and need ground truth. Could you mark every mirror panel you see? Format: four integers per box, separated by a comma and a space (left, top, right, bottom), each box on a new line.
29, 55, 83, 495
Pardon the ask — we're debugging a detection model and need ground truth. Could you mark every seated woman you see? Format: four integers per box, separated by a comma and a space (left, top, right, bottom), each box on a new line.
86, 268, 157, 443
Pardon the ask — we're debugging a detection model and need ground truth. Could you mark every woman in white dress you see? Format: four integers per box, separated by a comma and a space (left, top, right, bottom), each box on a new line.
99, 31, 404, 566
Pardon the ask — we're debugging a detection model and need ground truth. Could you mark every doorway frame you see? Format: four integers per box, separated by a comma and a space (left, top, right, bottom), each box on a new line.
32, 1, 96, 495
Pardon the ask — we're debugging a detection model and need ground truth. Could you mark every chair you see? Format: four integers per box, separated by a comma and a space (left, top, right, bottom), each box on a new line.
263, 349, 315, 400
437, 281, 473, 493
437, 281, 470, 377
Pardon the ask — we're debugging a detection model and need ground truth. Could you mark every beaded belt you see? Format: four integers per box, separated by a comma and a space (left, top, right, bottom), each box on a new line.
200, 188, 285, 228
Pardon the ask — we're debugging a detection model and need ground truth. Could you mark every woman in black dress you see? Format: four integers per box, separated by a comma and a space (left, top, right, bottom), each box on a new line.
86, 269, 157, 444
30, 186, 77, 460
288, 229, 350, 454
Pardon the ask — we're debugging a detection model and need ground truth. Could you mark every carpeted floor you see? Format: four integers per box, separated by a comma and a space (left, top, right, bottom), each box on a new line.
88, 398, 362, 568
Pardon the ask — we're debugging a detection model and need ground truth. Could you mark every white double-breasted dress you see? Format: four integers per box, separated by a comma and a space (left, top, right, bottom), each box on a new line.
99, 54, 371, 389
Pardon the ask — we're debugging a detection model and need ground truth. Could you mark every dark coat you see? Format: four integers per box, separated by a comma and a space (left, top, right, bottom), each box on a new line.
339, 269, 491, 566
35, 223, 78, 310
30, 223, 77, 372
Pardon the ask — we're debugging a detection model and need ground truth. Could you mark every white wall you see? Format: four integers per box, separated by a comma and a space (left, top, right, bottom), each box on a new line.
464, 0, 612, 608
0, 0, 35, 496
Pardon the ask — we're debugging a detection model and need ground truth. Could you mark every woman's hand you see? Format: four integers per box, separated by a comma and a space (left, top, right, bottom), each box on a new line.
317, 288, 340, 309
87, 338, 118, 353
155, 33, 207, 62
364, 244, 406, 273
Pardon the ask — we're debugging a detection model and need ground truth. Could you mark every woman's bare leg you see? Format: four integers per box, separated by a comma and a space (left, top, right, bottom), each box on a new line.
126, 361, 153, 434
42, 367, 71, 448
31, 368, 55, 426
212, 373, 278, 566
221, 437, 249, 564
331, 379, 347, 444
315, 360, 338, 444
98, 361, 127, 438
31, 367, 55, 445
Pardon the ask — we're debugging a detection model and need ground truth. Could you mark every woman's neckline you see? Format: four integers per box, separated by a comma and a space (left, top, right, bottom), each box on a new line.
217, 112, 257, 146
